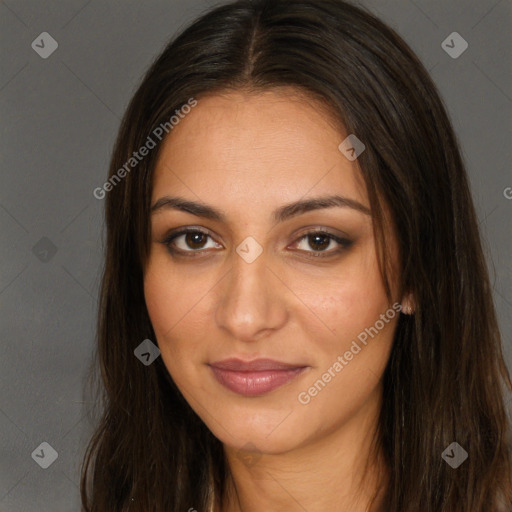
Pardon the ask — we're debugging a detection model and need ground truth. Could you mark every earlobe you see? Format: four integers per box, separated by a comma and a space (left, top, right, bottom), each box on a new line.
400, 293, 415, 315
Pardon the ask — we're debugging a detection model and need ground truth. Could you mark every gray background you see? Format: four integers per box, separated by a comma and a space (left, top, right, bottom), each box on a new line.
0, 0, 511, 510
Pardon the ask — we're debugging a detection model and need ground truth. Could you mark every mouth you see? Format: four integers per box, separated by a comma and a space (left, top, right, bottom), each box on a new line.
208, 358, 309, 396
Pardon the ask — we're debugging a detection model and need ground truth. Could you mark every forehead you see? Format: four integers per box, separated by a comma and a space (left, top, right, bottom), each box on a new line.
152, 88, 368, 214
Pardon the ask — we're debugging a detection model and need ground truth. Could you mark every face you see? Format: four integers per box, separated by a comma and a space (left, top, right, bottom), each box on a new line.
144, 88, 401, 455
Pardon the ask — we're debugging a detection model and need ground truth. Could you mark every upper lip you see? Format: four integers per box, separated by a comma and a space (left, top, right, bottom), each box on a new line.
209, 358, 307, 372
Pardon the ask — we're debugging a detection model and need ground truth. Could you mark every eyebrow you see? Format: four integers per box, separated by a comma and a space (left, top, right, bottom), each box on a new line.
150, 194, 371, 223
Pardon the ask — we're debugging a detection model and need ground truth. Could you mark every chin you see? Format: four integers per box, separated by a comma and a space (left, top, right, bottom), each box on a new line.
203, 409, 311, 455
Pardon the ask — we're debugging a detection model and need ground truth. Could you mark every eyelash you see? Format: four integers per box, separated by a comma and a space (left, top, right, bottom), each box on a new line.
160, 227, 353, 259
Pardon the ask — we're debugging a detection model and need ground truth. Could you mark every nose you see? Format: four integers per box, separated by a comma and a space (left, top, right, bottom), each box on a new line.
214, 249, 288, 343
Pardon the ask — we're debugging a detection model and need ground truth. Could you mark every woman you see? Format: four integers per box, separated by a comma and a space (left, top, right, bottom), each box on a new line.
80, 1, 512, 511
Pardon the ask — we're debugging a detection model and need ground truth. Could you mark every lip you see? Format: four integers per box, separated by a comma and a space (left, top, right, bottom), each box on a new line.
209, 358, 309, 396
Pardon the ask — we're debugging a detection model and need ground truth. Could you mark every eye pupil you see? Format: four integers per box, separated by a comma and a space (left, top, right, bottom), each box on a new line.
186, 232, 207, 249
309, 234, 330, 251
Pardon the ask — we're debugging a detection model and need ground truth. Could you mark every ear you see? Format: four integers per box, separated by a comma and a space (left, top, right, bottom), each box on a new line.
400, 292, 415, 315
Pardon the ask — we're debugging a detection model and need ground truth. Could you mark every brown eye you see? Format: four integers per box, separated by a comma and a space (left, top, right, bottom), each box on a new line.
291, 230, 353, 258
161, 227, 352, 260
162, 229, 222, 256
306, 233, 331, 252
183, 232, 208, 250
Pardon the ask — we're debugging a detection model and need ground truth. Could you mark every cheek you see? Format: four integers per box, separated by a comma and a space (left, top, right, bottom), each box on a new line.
295, 276, 397, 425
144, 255, 208, 337
144, 266, 174, 335
286, 247, 397, 411
289, 247, 391, 347
143, 262, 191, 365
143, 258, 215, 381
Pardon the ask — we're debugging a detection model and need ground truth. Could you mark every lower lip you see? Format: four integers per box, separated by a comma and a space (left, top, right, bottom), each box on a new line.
210, 366, 308, 396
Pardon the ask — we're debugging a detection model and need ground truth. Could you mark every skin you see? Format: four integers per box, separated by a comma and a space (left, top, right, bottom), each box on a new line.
143, 88, 413, 512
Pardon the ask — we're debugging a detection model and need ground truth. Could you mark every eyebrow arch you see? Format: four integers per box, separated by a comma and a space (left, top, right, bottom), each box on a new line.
150, 194, 372, 223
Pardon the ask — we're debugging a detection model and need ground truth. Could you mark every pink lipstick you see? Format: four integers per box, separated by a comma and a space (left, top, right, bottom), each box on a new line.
209, 358, 308, 396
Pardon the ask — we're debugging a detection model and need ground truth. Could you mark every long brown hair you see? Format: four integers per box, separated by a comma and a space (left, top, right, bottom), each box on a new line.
80, 1, 512, 510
